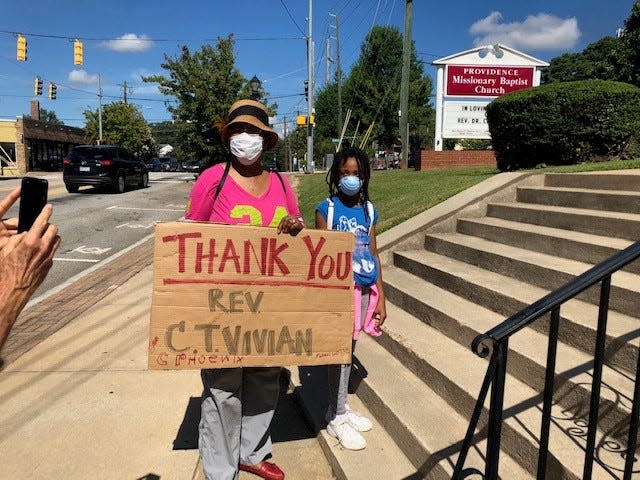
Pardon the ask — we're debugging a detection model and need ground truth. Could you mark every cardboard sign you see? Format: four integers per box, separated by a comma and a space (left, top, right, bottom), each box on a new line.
148, 222, 355, 370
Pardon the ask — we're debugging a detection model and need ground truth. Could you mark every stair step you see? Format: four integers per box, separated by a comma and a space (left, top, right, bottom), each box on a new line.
517, 185, 640, 214
391, 249, 640, 374
424, 232, 640, 317
382, 265, 635, 439
487, 202, 640, 240
354, 330, 532, 479
291, 366, 416, 480
456, 217, 639, 274
373, 301, 625, 478
544, 172, 640, 191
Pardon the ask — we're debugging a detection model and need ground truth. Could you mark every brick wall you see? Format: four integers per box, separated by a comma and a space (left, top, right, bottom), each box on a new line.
416, 150, 496, 170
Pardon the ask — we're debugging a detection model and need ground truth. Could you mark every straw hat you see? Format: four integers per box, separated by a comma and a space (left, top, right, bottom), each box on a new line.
221, 99, 279, 151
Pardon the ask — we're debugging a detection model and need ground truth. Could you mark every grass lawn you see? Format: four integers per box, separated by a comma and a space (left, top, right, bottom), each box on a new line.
296, 158, 640, 234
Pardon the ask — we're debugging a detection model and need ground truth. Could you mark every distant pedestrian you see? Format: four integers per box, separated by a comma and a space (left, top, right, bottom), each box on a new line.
0, 186, 60, 354
186, 99, 303, 480
315, 146, 387, 450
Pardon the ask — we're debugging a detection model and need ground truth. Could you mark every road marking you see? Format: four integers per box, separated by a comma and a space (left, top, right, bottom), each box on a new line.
107, 205, 184, 212
71, 245, 112, 255
53, 257, 100, 263
116, 222, 154, 229
27, 232, 155, 309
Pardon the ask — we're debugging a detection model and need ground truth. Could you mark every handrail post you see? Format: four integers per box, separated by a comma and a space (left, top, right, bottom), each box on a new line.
583, 276, 611, 480
537, 307, 560, 479
485, 339, 508, 480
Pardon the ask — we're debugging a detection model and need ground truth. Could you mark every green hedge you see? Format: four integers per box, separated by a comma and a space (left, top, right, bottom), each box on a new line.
486, 80, 640, 171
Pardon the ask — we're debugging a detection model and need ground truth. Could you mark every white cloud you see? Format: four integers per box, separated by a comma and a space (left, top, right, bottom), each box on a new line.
101, 33, 153, 52
470, 11, 580, 51
68, 69, 99, 85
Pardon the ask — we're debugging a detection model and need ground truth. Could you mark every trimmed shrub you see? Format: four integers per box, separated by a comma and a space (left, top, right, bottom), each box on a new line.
486, 80, 640, 171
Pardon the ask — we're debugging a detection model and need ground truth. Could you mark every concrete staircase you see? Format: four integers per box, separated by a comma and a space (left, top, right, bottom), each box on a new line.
293, 170, 640, 479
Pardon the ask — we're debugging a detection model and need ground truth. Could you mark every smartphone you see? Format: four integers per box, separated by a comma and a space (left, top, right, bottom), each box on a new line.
18, 177, 49, 233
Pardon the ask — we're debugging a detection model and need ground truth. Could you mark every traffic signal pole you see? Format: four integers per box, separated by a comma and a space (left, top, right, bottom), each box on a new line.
306, 0, 314, 173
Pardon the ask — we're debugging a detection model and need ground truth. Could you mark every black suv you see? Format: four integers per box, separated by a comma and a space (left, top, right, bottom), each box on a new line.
63, 145, 149, 193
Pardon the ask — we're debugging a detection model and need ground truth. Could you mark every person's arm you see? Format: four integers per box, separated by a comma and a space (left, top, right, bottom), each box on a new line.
0, 204, 60, 352
276, 176, 305, 235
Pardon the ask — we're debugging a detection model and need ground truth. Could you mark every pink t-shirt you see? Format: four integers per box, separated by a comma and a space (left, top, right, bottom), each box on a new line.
185, 163, 302, 227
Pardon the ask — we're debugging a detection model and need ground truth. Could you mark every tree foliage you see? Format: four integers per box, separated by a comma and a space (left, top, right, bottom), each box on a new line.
313, 25, 433, 156
25, 108, 63, 125
142, 36, 277, 164
83, 102, 155, 158
542, 1, 640, 88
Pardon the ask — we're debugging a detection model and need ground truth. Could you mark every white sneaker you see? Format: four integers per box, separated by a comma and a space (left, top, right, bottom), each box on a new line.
327, 416, 367, 450
345, 404, 373, 432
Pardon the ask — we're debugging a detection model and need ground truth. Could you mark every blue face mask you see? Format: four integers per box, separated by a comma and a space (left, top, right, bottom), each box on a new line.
338, 175, 363, 196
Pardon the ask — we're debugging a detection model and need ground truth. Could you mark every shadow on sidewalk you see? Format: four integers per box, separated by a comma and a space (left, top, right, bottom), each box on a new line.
172, 368, 315, 450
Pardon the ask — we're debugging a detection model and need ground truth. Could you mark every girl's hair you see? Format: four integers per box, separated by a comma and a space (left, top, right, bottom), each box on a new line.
326, 146, 372, 220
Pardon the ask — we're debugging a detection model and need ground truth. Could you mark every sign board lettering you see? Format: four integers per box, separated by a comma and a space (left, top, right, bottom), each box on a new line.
148, 222, 355, 370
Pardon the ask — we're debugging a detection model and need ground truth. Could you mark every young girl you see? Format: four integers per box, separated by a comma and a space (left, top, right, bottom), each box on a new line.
315, 146, 387, 450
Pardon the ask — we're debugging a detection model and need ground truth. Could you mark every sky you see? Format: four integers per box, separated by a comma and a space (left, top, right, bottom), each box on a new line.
0, 0, 635, 138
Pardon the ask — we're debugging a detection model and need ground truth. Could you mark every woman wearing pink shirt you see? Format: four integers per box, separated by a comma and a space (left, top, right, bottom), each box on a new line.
186, 99, 303, 480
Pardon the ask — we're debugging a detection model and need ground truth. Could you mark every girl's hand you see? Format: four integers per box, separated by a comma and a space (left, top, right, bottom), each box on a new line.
373, 302, 387, 328
277, 215, 304, 236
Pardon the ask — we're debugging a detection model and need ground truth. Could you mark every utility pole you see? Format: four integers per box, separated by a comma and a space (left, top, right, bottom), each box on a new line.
306, 0, 314, 173
98, 74, 103, 144
325, 38, 333, 84
399, 0, 413, 169
283, 116, 289, 171
330, 12, 342, 137
118, 81, 132, 104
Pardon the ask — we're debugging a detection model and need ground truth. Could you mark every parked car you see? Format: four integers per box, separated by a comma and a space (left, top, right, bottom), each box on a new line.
147, 157, 170, 172
182, 159, 205, 174
163, 157, 180, 171
63, 145, 149, 194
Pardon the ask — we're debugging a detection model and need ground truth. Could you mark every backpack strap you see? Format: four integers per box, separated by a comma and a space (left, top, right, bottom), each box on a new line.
274, 170, 286, 193
366, 201, 374, 235
326, 198, 334, 230
212, 161, 231, 204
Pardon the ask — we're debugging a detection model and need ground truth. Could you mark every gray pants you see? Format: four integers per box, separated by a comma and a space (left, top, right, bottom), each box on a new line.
327, 287, 370, 419
199, 367, 282, 480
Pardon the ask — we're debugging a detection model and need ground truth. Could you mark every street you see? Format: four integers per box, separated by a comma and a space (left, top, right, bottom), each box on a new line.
1, 171, 195, 301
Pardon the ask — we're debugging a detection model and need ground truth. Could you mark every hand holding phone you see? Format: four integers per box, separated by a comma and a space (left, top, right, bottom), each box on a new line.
18, 177, 48, 233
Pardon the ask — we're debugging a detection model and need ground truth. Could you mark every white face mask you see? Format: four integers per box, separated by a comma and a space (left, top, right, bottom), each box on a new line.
230, 132, 263, 165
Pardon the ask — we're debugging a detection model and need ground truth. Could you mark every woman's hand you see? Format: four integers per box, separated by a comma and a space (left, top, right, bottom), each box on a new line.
277, 215, 304, 236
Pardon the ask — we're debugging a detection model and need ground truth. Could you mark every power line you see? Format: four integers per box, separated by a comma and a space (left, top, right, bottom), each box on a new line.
279, 0, 307, 36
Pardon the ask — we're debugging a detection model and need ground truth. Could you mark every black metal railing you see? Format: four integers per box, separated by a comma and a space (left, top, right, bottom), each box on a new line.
452, 240, 640, 480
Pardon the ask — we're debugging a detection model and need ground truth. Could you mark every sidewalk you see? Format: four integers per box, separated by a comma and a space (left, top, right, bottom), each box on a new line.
0, 239, 334, 479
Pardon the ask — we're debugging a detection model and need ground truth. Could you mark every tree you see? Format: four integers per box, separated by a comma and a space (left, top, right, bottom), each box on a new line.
314, 26, 433, 154
542, 37, 625, 84
25, 108, 63, 125
142, 36, 277, 164
83, 102, 155, 158
618, 0, 640, 86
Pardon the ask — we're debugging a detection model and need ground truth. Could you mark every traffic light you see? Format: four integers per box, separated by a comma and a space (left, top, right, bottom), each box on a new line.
73, 39, 83, 65
34, 76, 43, 96
17, 35, 27, 61
304, 80, 309, 101
48, 83, 57, 100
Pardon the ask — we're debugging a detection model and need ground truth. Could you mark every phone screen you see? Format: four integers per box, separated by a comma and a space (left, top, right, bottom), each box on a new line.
18, 177, 49, 233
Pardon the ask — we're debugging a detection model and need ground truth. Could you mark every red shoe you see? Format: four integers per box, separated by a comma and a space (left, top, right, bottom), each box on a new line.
239, 461, 285, 480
